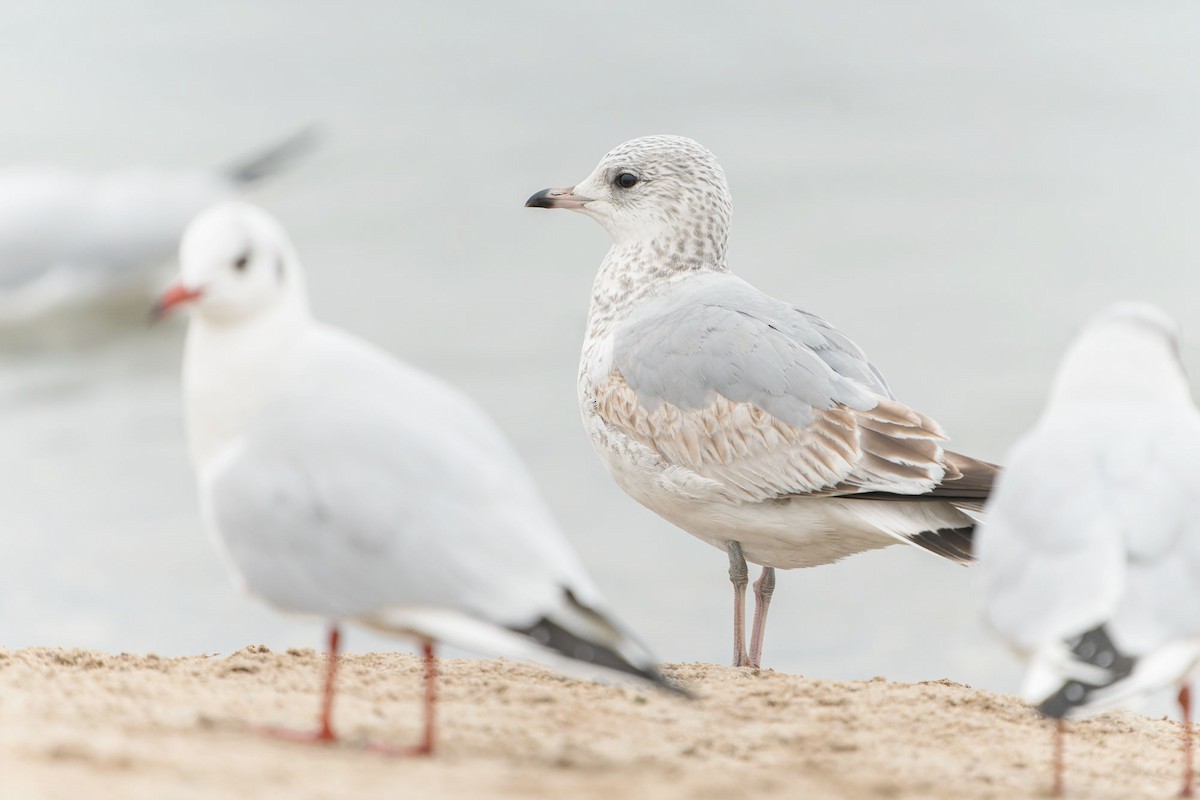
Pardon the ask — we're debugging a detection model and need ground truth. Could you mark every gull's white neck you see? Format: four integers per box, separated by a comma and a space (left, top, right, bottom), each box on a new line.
183, 298, 312, 465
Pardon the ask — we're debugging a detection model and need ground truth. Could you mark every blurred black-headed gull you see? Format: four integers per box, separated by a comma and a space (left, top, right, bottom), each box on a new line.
0, 129, 315, 323
526, 135, 997, 668
156, 202, 682, 753
979, 302, 1200, 797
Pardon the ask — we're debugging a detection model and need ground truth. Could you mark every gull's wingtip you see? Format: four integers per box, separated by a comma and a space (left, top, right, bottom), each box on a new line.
511, 613, 692, 698
224, 126, 322, 185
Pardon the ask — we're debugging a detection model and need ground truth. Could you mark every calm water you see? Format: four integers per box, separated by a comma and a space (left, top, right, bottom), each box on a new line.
2, 1, 1199, 714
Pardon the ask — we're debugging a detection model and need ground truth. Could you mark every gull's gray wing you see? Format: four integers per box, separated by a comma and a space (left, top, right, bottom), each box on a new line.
202, 329, 676, 691
979, 409, 1200, 714
1107, 420, 1200, 652
596, 272, 955, 502
977, 424, 1125, 653
981, 411, 1200, 652
203, 329, 594, 627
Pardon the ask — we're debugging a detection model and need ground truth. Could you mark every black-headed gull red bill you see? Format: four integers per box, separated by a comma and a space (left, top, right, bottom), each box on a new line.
156, 201, 684, 754
526, 135, 998, 669
978, 302, 1200, 797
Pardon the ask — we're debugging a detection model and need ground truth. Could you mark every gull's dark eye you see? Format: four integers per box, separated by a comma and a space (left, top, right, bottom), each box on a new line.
233, 252, 250, 272
614, 172, 639, 189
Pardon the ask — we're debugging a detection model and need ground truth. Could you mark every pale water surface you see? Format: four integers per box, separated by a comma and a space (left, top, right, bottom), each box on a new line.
1, 1, 1199, 716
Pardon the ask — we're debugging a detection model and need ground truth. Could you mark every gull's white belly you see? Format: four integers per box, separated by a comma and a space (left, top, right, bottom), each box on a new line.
583, 406, 896, 569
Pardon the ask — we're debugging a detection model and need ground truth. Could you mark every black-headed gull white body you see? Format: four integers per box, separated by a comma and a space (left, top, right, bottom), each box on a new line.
979, 302, 1200, 796
158, 202, 680, 753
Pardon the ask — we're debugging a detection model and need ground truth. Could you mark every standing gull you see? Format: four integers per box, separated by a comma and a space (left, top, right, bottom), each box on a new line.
978, 303, 1200, 797
526, 135, 997, 668
156, 202, 681, 752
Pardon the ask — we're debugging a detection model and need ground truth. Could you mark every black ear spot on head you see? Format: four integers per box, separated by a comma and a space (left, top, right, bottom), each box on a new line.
233, 250, 251, 272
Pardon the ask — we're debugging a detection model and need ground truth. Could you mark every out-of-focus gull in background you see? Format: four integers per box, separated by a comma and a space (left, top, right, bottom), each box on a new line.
155, 202, 681, 750
526, 135, 997, 669
0, 127, 317, 327
978, 303, 1200, 796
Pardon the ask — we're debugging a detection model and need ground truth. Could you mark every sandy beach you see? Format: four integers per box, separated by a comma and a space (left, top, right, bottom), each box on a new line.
0, 646, 1185, 799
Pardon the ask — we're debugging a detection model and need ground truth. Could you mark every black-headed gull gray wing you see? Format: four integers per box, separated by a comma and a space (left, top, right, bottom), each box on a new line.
158, 201, 682, 754
526, 134, 997, 668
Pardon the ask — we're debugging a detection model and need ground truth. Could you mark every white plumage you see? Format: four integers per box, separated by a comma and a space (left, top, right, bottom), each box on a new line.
980, 302, 1200, 713
162, 201, 678, 750
977, 302, 1200, 796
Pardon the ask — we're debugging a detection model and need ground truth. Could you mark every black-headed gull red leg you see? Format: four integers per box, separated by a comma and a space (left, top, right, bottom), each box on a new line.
369, 640, 437, 757
260, 624, 341, 744
1181, 683, 1194, 798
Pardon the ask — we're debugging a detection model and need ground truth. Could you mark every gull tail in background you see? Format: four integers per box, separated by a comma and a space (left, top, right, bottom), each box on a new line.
223, 126, 322, 185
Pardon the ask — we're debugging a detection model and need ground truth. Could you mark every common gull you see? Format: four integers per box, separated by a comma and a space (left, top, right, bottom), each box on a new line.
526, 135, 997, 668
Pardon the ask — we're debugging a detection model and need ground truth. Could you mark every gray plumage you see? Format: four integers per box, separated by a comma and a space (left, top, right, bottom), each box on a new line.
614, 273, 889, 429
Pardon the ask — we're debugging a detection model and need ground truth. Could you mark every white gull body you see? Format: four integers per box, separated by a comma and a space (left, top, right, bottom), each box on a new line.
976, 302, 1200, 796
165, 202, 677, 744
527, 135, 996, 667
979, 303, 1200, 716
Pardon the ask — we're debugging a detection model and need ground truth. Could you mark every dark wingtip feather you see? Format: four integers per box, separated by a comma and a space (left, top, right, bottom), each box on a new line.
224, 126, 322, 185
511, 615, 691, 697
1036, 626, 1137, 719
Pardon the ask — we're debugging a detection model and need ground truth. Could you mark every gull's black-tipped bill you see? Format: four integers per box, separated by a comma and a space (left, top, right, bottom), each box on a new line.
525, 188, 556, 208
524, 186, 589, 209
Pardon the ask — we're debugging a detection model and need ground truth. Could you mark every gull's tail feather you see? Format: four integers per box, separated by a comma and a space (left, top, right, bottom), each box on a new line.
906, 526, 975, 564
223, 126, 321, 185
837, 449, 1000, 563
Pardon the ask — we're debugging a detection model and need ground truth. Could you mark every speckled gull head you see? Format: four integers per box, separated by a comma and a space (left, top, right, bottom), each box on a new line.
152, 201, 306, 324
1049, 301, 1188, 409
526, 135, 733, 269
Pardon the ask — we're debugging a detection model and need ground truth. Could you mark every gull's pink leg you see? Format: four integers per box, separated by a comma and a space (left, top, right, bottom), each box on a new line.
748, 566, 775, 669
369, 640, 437, 757
1052, 718, 1065, 797
727, 542, 750, 666
414, 640, 437, 754
256, 630, 437, 756
261, 624, 341, 744
1181, 684, 1194, 798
